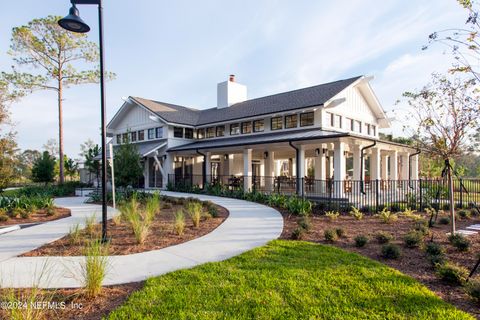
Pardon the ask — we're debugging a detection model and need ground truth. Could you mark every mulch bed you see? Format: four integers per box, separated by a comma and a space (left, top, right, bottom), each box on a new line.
280, 210, 480, 318
0, 282, 143, 320
21, 203, 228, 256
0, 208, 71, 227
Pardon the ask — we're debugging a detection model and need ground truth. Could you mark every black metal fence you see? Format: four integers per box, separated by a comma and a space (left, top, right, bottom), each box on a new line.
167, 174, 480, 213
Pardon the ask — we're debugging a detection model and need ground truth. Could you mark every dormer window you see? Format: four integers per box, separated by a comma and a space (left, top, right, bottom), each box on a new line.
241, 121, 252, 134
271, 116, 283, 130
300, 112, 314, 127
138, 130, 145, 141
131, 131, 137, 142
206, 127, 215, 138
184, 128, 193, 139
285, 114, 298, 129
156, 127, 163, 138
253, 120, 264, 132
216, 125, 225, 137
148, 128, 155, 139
173, 127, 183, 138
230, 123, 240, 135
197, 128, 205, 139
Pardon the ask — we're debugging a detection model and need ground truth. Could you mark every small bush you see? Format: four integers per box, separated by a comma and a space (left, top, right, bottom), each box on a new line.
325, 211, 340, 221
349, 206, 363, 220
298, 216, 311, 232
458, 210, 471, 220
425, 242, 445, 256
402, 207, 414, 217
174, 210, 185, 235
404, 231, 423, 248
292, 227, 305, 240
186, 201, 203, 228
436, 262, 468, 285
324, 229, 338, 242
438, 216, 450, 225
465, 277, 480, 303
335, 228, 345, 238
375, 232, 393, 244
428, 253, 446, 266
354, 235, 368, 247
413, 220, 430, 236
448, 234, 471, 252
207, 204, 218, 218
82, 239, 109, 298
377, 208, 398, 224
381, 244, 401, 259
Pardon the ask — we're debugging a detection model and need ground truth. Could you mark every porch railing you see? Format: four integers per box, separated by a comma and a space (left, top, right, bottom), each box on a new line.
167, 174, 480, 213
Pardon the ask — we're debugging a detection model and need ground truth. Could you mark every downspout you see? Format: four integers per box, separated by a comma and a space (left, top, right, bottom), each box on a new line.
196, 149, 207, 188
360, 141, 376, 194
288, 141, 301, 195
408, 149, 421, 189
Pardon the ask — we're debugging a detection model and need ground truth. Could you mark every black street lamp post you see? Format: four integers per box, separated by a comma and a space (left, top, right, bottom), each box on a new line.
59, 0, 108, 243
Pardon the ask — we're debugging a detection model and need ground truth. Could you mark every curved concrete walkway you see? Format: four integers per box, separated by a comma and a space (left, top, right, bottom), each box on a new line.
0, 192, 283, 288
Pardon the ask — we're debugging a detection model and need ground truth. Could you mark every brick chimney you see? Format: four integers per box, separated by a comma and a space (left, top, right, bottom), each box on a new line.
217, 75, 247, 108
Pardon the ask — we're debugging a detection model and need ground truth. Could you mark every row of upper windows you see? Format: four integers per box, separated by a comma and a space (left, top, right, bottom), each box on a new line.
326, 112, 377, 136
116, 126, 195, 144
116, 111, 316, 143
196, 112, 315, 139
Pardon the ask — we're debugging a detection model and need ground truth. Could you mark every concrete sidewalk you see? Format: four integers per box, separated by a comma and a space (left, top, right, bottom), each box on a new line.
0, 192, 283, 288
0, 197, 118, 263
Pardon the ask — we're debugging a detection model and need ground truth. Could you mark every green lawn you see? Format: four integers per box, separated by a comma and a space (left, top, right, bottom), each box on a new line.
108, 240, 473, 320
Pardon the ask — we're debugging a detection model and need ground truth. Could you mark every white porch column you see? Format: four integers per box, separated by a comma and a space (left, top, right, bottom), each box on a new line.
205, 152, 211, 184
400, 153, 410, 180
389, 151, 398, 180
411, 154, 419, 180
265, 151, 275, 192
243, 149, 252, 191
297, 145, 306, 178
381, 154, 388, 180
333, 141, 346, 197
352, 144, 362, 181
144, 159, 149, 188
314, 146, 326, 180
370, 147, 381, 180
162, 154, 173, 188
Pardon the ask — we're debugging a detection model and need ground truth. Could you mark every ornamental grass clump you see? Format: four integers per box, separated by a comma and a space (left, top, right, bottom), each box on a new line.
145, 192, 161, 223
349, 206, 363, 220
84, 214, 98, 238
377, 208, 398, 224
81, 239, 109, 298
324, 229, 338, 242
186, 201, 203, 228
325, 211, 340, 221
68, 223, 82, 245
174, 210, 186, 235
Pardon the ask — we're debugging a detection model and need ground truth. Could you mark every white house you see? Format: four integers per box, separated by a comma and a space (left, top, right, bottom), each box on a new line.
106, 75, 418, 199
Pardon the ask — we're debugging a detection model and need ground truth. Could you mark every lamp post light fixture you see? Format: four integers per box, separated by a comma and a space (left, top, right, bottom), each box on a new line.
59, 0, 108, 243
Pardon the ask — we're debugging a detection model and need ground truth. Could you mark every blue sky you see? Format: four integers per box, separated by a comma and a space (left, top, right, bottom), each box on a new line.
0, 0, 467, 159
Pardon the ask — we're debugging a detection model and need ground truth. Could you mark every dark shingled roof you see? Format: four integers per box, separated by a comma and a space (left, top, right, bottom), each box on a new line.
132, 76, 362, 127
169, 128, 348, 151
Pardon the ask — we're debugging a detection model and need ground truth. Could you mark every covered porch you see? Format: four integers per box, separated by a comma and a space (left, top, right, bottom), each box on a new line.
167, 131, 419, 207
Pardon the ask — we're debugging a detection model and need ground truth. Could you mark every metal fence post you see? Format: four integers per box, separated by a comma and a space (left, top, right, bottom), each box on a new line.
375, 179, 379, 212
459, 178, 463, 208
301, 177, 305, 199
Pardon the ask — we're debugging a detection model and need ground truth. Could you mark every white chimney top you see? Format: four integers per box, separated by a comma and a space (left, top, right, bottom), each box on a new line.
217, 75, 247, 108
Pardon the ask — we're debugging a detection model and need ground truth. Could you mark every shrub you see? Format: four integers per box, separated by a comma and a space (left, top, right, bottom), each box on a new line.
286, 196, 313, 215
69, 223, 82, 245
377, 208, 398, 224
291, 227, 305, 240
174, 210, 185, 235
458, 210, 471, 220
349, 206, 363, 220
448, 234, 471, 252
375, 232, 393, 244
354, 235, 368, 247
465, 277, 480, 303
335, 228, 345, 238
324, 229, 338, 242
428, 253, 446, 266
402, 207, 414, 217
425, 242, 445, 256
20, 208, 31, 219
298, 216, 311, 232
436, 262, 468, 285
403, 231, 423, 248
0, 211, 8, 222
186, 201, 203, 228
413, 219, 430, 236
438, 216, 450, 225
82, 239, 109, 298
45, 204, 55, 216
325, 211, 340, 221
206, 202, 218, 218
381, 244, 401, 259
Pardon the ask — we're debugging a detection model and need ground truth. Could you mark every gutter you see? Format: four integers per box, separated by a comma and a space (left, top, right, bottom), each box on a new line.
196, 149, 207, 187
360, 141, 377, 195
408, 149, 421, 189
